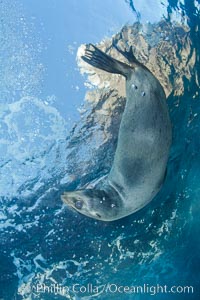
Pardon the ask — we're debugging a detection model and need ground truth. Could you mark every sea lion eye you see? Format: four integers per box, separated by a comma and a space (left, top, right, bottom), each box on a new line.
96, 213, 101, 218
75, 200, 83, 209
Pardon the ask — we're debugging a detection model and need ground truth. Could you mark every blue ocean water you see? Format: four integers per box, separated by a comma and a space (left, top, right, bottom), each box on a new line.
0, 0, 200, 299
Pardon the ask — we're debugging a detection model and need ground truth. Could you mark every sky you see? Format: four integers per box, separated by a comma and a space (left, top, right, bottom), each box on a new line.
19, 0, 136, 122
15, 0, 171, 123
2, 0, 171, 125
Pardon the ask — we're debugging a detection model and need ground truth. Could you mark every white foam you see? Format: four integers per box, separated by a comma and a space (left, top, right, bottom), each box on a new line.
0, 95, 68, 198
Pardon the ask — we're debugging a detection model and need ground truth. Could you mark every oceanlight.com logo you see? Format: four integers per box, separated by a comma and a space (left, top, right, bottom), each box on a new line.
32, 283, 194, 296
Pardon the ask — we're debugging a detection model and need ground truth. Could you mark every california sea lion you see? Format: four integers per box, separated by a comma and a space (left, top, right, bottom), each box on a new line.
61, 44, 172, 221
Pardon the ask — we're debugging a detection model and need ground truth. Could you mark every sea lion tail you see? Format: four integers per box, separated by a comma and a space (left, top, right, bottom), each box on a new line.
81, 44, 132, 79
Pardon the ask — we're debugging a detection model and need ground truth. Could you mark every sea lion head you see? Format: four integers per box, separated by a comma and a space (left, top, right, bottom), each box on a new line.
61, 189, 121, 221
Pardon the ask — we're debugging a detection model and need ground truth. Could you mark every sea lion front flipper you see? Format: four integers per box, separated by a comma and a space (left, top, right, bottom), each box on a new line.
81, 44, 133, 79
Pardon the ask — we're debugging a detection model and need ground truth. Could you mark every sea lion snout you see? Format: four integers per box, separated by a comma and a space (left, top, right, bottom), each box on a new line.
61, 192, 77, 207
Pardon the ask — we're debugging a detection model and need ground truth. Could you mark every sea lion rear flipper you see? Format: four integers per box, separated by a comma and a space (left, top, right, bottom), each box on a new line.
81, 44, 133, 79
112, 43, 140, 65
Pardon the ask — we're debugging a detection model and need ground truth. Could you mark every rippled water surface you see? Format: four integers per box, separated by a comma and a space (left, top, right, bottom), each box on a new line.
0, 1, 200, 299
